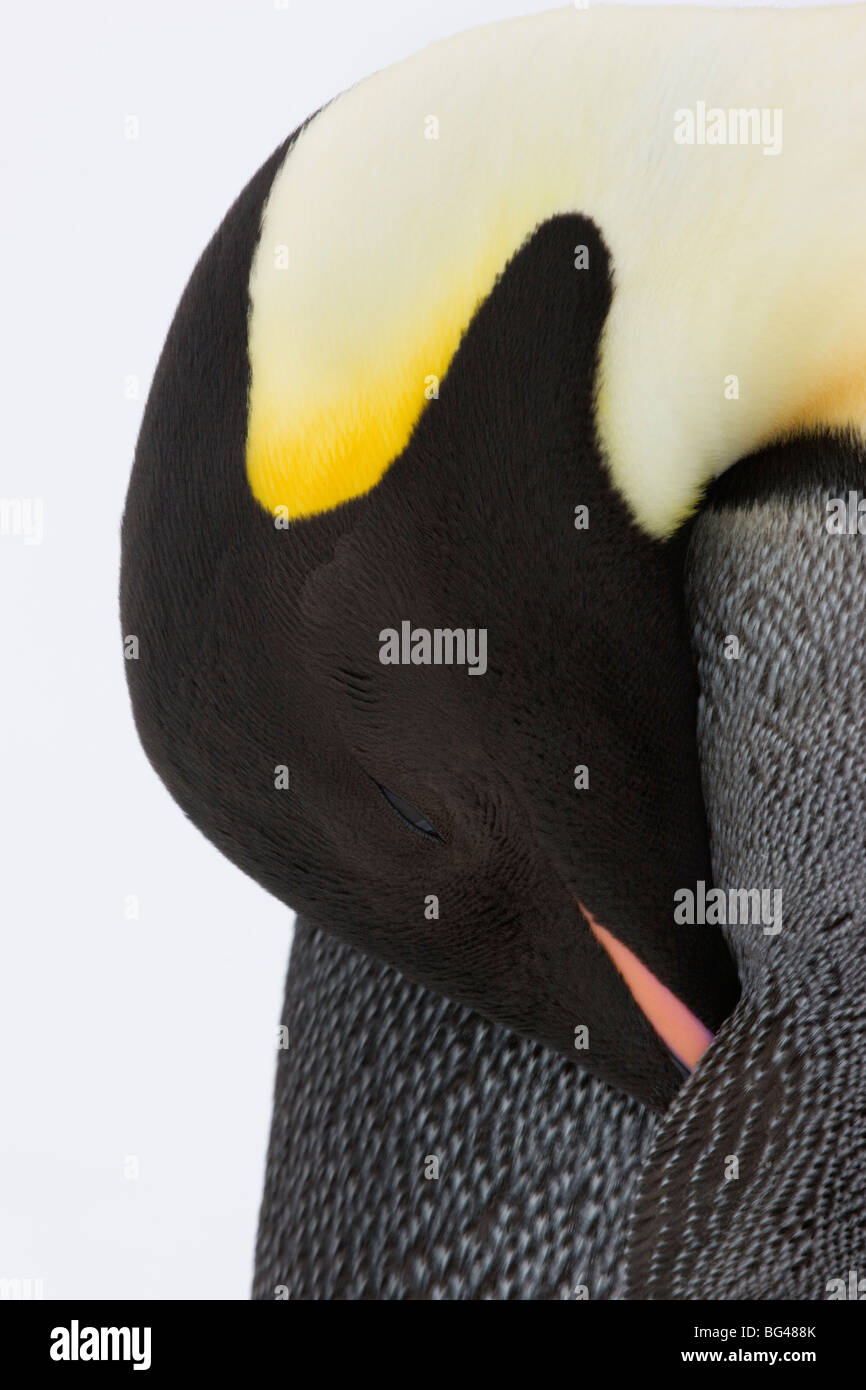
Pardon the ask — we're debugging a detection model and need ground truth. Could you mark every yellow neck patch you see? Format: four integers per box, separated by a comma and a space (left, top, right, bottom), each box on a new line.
247, 276, 488, 520
245, 15, 579, 521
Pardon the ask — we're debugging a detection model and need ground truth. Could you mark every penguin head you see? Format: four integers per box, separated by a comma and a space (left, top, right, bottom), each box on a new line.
121, 142, 738, 1112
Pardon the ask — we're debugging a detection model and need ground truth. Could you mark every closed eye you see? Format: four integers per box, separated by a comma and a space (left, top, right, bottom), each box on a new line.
377, 783, 441, 839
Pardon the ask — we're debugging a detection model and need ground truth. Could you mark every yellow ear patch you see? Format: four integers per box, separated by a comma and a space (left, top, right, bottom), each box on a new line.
246, 287, 474, 519
244, 99, 567, 522
243, 10, 586, 523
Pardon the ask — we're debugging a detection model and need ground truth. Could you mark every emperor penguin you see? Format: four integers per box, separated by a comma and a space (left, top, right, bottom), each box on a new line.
120, 5, 866, 1116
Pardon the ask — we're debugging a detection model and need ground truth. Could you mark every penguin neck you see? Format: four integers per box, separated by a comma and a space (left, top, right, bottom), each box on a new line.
688, 445, 866, 1005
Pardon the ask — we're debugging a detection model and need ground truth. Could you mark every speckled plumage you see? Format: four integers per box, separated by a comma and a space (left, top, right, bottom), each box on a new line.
254, 456, 866, 1300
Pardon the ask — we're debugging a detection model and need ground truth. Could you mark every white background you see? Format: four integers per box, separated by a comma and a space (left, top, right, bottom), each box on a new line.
0, 0, 846, 1300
